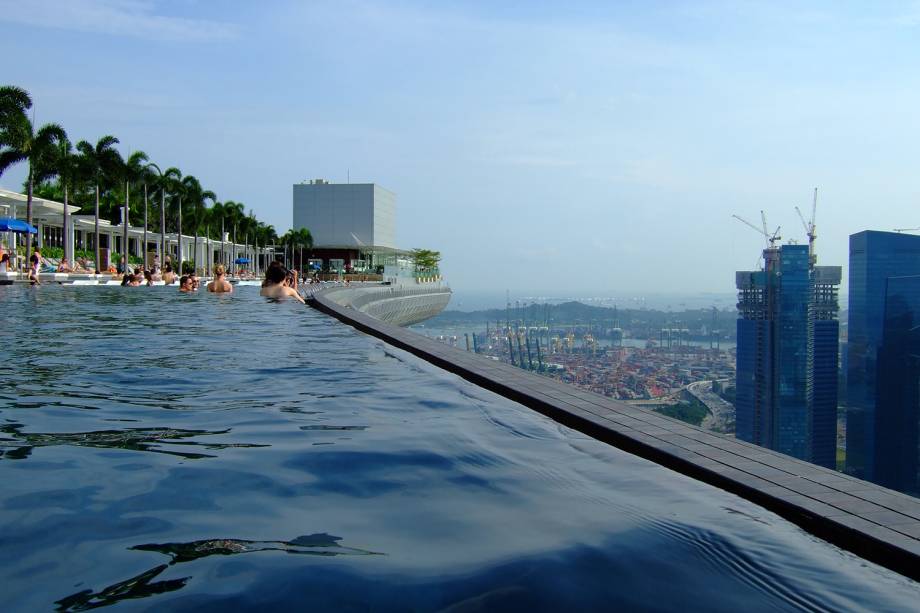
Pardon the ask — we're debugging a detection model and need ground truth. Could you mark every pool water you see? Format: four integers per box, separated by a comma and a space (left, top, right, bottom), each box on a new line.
1, 285, 918, 611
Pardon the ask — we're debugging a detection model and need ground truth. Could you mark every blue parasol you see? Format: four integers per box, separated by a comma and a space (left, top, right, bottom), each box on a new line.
234, 257, 250, 264
0, 218, 38, 233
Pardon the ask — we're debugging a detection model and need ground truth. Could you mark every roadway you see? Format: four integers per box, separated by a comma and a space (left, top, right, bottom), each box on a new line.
687, 380, 735, 434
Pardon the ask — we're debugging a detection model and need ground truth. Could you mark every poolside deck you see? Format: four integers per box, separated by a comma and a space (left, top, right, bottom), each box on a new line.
309, 289, 920, 582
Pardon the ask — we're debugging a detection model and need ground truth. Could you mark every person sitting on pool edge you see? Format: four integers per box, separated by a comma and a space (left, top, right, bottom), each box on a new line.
207, 264, 233, 293
260, 262, 305, 303
178, 275, 194, 293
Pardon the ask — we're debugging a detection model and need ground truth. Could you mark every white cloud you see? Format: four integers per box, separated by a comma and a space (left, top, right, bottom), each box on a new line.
0, 0, 238, 42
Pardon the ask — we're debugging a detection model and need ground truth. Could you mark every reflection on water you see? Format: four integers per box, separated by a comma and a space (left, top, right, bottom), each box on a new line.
0, 423, 267, 460
1, 286, 919, 611
55, 534, 381, 611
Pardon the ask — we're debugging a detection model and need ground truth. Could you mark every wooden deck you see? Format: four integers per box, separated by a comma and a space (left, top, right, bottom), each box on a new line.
309, 291, 920, 581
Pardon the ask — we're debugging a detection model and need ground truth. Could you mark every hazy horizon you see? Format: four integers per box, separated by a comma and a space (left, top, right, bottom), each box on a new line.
3, 1, 919, 299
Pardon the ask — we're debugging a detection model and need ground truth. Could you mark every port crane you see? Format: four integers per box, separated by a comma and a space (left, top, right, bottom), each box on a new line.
732, 211, 781, 247
794, 187, 819, 261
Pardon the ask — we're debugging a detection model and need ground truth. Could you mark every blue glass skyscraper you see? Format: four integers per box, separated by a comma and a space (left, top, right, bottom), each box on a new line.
736, 244, 840, 468
847, 231, 920, 493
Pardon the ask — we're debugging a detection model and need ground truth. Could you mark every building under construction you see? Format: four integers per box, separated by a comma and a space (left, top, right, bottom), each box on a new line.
734, 196, 841, 469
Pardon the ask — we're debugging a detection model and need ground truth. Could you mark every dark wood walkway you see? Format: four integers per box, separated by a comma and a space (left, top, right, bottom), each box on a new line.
309, 292, 920, 581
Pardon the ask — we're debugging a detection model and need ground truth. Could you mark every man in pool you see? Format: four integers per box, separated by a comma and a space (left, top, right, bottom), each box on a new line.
207, 264, 233, 293
260, 262, 305, 303
178, 275, 194, 293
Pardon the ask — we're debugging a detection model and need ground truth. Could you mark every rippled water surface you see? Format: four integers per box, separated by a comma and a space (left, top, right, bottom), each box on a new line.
1, 285, 919, 611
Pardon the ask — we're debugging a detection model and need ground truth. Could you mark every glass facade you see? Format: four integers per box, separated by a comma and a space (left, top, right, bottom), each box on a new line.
846, 231, 920, 483
736, 244, 839, 468
874, 276, 920, 494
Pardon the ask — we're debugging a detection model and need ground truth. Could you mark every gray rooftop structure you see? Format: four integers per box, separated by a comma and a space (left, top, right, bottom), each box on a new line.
293, 179, 396, 249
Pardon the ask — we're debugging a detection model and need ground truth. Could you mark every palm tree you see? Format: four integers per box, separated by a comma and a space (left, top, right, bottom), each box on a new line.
220, 200, 244, 267
34, 132, 76, 262
76, 136, 121, 272
145, 162, 168, 261
0, 87, 66, 265
0, 85, 31, 122
163, 167, 184, 271
121, 150, 149, 266
289, 227, 313, 274
136, 161, 159, 264
179, 175, 215, 274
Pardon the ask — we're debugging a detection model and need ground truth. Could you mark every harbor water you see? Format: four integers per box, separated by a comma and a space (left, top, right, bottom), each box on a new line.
1, 285, 918, 611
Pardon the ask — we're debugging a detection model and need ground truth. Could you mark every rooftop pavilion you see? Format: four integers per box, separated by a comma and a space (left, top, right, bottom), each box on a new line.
1, 188, 270, 273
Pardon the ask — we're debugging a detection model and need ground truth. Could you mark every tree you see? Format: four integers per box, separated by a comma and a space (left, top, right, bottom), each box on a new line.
180, 175, 215, 274
163, 167, 184, 270
0, 85, 31, 122
76, 136, 122, 272
0, 87, 66, 265
145, 162, 168, 260
121, 150, 149, 263
34, 133, 76, 261
410, 248, 441, 274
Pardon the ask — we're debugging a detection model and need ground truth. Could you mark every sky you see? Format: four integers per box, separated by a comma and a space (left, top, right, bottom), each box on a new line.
2, 0, 920, 307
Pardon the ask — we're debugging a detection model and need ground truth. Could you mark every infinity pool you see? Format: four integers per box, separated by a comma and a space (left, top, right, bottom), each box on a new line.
1, 285, 918, 611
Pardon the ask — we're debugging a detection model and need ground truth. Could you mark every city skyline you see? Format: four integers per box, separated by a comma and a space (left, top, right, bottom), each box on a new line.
3, 1, 920, 297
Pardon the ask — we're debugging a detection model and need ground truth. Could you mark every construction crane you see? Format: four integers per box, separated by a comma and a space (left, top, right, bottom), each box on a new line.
732, 211, 781, 247
794, 187, 818, 260
894, 227, 920, 233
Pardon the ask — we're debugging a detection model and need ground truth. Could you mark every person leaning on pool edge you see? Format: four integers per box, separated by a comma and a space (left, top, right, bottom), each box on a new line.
260, 262, 305, 303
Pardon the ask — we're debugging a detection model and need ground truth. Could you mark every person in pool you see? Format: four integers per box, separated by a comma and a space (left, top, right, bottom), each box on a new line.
260, 262, 305, 303
162, 263, 176, 285
178, 275, 194, 293
207, 264, 233, 293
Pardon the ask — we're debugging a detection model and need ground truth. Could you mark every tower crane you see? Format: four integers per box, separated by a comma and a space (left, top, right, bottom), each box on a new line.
794, 187, 818, 261
894, 227, 920, 233
732, 211, 781, 247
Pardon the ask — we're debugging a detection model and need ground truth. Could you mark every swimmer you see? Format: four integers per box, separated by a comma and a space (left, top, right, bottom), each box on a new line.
260, 263, 305, 303
178, 275, 194, 293
162, 263, 176, 285
207, 264, 233, 293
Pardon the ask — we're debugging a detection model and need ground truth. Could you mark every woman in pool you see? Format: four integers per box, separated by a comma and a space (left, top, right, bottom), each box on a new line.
162, 263, 176, 285
207, 264, 233, 293
260, 262, 305, 303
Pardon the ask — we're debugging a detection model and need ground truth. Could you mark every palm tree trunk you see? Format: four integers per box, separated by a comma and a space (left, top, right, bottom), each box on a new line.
26, 167, 33, 268
94, 184, 100, 274
143, 184, 148, 267
221, 218, 225, 269
63, 182, 70, 263
194, 231, 199, 276
123, 179, 129, 269
177, 197, 183, 274
160, 188, 166, 264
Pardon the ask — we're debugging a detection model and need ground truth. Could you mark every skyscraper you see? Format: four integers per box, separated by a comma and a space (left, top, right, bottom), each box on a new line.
847, 231, 920, 493
735, 244, 841, 468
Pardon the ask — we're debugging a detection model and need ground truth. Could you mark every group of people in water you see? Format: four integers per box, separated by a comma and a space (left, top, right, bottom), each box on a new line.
8, 245, 306, 302
124, 259, 305, 302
